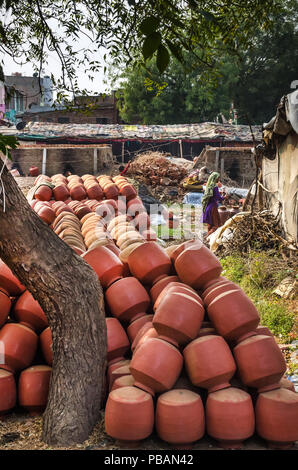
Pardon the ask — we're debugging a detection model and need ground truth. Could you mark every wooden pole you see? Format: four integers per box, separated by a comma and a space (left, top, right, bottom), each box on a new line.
179, 139, 183, 158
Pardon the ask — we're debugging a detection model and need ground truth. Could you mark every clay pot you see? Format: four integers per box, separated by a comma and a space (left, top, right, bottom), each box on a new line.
0, 369, 17, 417
37, 205, 56, 225
156, 389, 205, 448
119, 184, 137, 201
170, 239, 201, 263
127, 314, 154, 343
134, 327, 159, 354
142, 229, 158, 242
127, 242, 171, 285
233, 335, 287, 393
149, 275, 179, 304
34, 185, 53, 202
0, 323, 38, 373
183, 335, 236, 393
103, 184, 119, 200
207, 288, 260, 343
107, 359, 131, 385
70, 185, 87, 201
175, 242, 222, 290
202, 280, 240, 307
130, 338, 183, 396
39, 327, 53, 366
255, 388, 298, 449
153, 282, 199, 312
153, 290, 204, 347
53, 184, 70, 201
13, 290, 48, 333
0, 288, 11, 328
29, 166, 39, 177
105, 277, 150, 324
86, 185, 104, 201
82, 246, 124, 289
109, 365, 131, 390
18, 365, 52, 415
105, 386, 154, 446
111, 375, 135, 391
279, 377, 295, 392
106, 318, 130, 365
133, 213, 150, 232
131, 322, 154, 353
206, 387, 255, 449
0, 259, 26, 296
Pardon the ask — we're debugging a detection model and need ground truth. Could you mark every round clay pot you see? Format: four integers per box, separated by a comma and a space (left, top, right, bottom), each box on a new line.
103, 184, 119, 200
0, 323, 38, 373
175, 242, 222, 290
233, 335, 287, 393
156, 389, 205, 448
34, 185, 53, 202
105, 277, 150, 324
130, 338, 183, 396
0, 259, 26, 296
207, 288, 260, 343
149, 276, 179, 304
0, 369, 17, 417
53, 184, 70, 201
13, 290, 48, 333
206, 387, 255, 449
105, 386, 154, 445
109, 365, 131, 391
133, 213, 150, 232
133, 327, 159, 354
18, 365, 52, 415
106, 318, 130, 365
255, 388, 298, 449
37, 205, 56, 225
70, 185, 87, 201
127, 314, 154, 343
183, 335, 236, 393
127, 201, 146, 217
39, 327, 53, 366
153, 290, 204, 347
111, 375, 135, 391
153, 282, 199, 312
127, 242, 171, 285
107, 359, 131, 385
119, 184, 137, 201
0, 288, 11, 328
82, 246, 124, 289
202, 280, 240, 307
86, 185, 104, 201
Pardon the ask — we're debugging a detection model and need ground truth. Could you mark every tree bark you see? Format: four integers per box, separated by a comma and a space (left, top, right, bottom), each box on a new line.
0, 164, 107, 445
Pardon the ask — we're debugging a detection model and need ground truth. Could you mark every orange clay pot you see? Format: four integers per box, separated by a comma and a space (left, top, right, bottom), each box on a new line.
0, 323, 38, 373
0, 259, 26, 296
109, 365, 131, 391
39, 327, 53, 366
130, 338, 183, 396
127, 242, 172, 285
53, 184, 70, 201
149, 275, 179, 304
133, 327, 159, 354
106, 318, 130, 365
37, 205, 56, 225
69, 185, 87, 201
82, 246, 124, 289
0, 369, 17, 417
183, 335, 236, 393
105, 386, 154, 446
111, 375, 135, 391
34, 185, 53, 202
127, 314, 154, 343
233, 335, 287, 393
107, 359, 131, 385
105, 277, 150, 324
202, 280, 240, 307
255, 388, 298, 449
0, 288, 11, 328
18, 365, 52, 415
153, 282, 199, 312
13, 290, 48, 333
206, 387, 255, 449
119, 184, 137, 201
156, 389, 205, 448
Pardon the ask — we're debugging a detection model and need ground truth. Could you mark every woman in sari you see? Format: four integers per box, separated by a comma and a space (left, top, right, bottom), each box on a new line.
202, 172, 226, 236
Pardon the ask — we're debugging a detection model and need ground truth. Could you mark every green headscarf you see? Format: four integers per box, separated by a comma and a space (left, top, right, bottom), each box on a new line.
202, 172, 220, 212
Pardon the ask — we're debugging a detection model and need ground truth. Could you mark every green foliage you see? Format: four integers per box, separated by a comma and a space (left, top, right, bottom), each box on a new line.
0, 134, 19, 160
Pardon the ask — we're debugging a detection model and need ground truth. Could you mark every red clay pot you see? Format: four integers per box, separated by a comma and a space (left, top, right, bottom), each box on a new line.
53, 184, 70, 201
202, 280, 240, 307
34, 185, 53, 202
130, 320, 155, 352
206, 387, 255, 449
149, 275, 179, 304
127, 201, 146, 218
133, 327, 159, 354
107, 359, 131, 385
130, 338, 183, 396
106, 318, 130, 365
29, 167, 39, 177
153, 290, 204, 347
0, 323, 38, 373
13, 290, 48, 333
18, 365, 52, 415
156, 389, 205, 448
133, 213, 150, 232
39, 327, 53, 366
175, 242, 222, 290
127, 314, 154, 343
127, 242, 171, 285
183, 335, 236, 393
119, 184, 137, 201
105, 386, 154, 446
0, 259, 26, 296
233, 335, 287, 393
103, 184, 119, 200
86, 185, 104, 201
69, 185, 87, 201
0, 288, 11, 328
105, 277, 150, 324
109, 365, 131, 390
37, 205, 56, 225
141, 229, 158, 242
82, 246, 124, 289
153, 282, 200, 312
111, 375, 135, 391
201, 276, 229, 292
255, 388, 298, 449
0, 369, 17, 417
207, 288, 260, 343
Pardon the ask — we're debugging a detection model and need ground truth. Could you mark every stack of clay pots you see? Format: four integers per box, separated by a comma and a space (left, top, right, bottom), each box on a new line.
0, 259, 52, 418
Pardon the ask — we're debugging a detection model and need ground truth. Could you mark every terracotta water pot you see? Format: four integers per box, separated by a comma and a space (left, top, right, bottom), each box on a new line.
127, 314, 154, 343
106, 318, 130, 365
0, 369, 17, 417
34, 185, 53, 202
111, 375, 135, 391
105, 277, 150, 324
82, 246, 124, 289
103, 184, 119, 200
18, 365, 52, 415
153, 282, 200, 312
202, 276, 229, 292
206, 387, 255, 449
109, 365, 131, 390
133, 213, 150, 232
39, 326, 53, 366
70, 185, 87, 201
13, 290, 48, 333
0, 260, 26, 296
175, 242, 222, 290
0, 323, 38, 373
183, 335, 236, 393
127, 202, 146, 218
255, 388, 298, 449
169, 240, 200, 263
53, 184, 70, 201
105, 386, 154, 446
130, 338, 183, 396
149, 275, 179, 304
131, 322, 154, 352
107, 359, 131, 385
153, 290, 204, 347
127, 242, 172, 285
37, 205, 56, 225
202, 280, 240, 307
0, 288, 11, 328
233, 335, 287, 393
156, 389, 205, 448
86, 185, 104, 201
133, 327, 159, 354
207, 288, 260, 343
29, 166, 39, 177
119, 184, 137, 201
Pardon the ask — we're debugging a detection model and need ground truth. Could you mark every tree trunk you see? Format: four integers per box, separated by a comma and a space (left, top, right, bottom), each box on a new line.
0, 164, 107, 445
